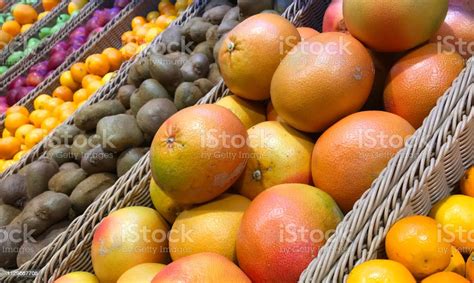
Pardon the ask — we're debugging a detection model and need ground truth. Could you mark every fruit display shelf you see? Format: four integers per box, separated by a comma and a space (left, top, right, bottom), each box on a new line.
300, 83, 473, 282
0, 0, 142, 177
0, 1, 317, 282
0, 0, 101, 97
0, 0, 64, 62
0, 1, 206, 281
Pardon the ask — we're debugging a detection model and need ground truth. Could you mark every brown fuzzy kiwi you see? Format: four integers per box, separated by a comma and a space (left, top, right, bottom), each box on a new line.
70, 173, 117, 213
74, 100, 126, 131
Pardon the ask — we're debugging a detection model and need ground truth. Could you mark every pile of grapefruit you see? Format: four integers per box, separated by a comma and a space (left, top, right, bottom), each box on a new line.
53, 0, 473, 282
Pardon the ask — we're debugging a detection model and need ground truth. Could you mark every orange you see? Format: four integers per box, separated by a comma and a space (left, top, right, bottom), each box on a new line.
154, 15, 173, 29
0, 160, 16, 172
43, 97, 63, 112
29, 109, 51, 127
13, 150, 27, 161
120, 42, 139, 60
271, 32, 374, 133
41, 117, 60, 133
42, 0, 59, 11
81, 74, 102, 89
5, 112, 30, 133
158, 1, 174, 13
85, 54, 110, 76
20, 24, 32, 33
101, 72, 115, 84
236, 184, 343, 282
444, 246, 465, 276
14, 124, 35, 143
386, 216, 451, 279
37, 11, 49, 21
52, 86, 74, 101
134, 24, 149, 41
467, 252, 474, 282
121, 31, 136, 44
58, 107, 75, 122
146, 11, 160, 22
0, 137, 21, 159
151, 253, 251, 283
144, 27, 162, 43
343, 0, 448, 52
0, 30, 12, 44
6, 105, 29, 117
384, 43, 465, 128
85, 80, 103, 95
2, 129, 12, 138
102, 48, 123, 71
131, 16, 146, 29
59, 71, 80, 91
296, 27, 319, 41
52, 102, 75, 119
161, 6, 177, 16
13, 4, 38, 25
2, 20, 21, 37
70, 62, 88, 83
150, 104, 249, 205
24, 128, 45, 148
33, 94, 51, 110
73, 88, 89, 103
461, 167, 474, 197
219, 14, 301, 101
347, 260, 416, 283
234, 121, 315, 199
175, 0, 188, 11
311, 111, 415, 212
421, 271, 469, 283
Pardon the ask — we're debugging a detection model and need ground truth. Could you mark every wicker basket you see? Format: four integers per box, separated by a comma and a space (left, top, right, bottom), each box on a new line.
300, 84, 473, 283
0, 0, 68, 63
0, 1, 322, 282
0, 0, 149, 179
0, 0, 105, 90
0, 1, 210, 282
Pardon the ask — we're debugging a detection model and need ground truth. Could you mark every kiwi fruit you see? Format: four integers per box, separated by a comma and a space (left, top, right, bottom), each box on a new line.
70, 173, 117, 213
0, 175, 27, 208
116, 147, 149, 177
205, 25, 219, 45
59, 162, 80, 171
193, 42, 214, 63
96, 114, 144, 153
71, 134, 92, 161
217, 19, 239, 37
190, 21, 214, 43
194, 78, 215, 95
149, 53, 183, 93
49, 125, 81, 147
16, 221, 69, 267
49, 169, 88, 195
174, 82, 204, 110
183, 17, 205, 40
0, 204, 21, 226
208, 63, 223, 84
238, 0, 273, 18
129, 56, 151, 85
127, 65, 143, 87
136, 98, 177, 136
130, 79, 171, 114
24, 158, 59, 199
181, 53, 210, 82
47, 145, 74, 166
165, 52, 190, 69
274, 0, 293, 13
160, 25, 183, 53
81, 146, 117, 174
203, 5, 232, 24
223, 6, 240, 22
117, 85, 136, 109
205, 0, 232, 11
0, 226, 23, 268
74, 100, 126, 131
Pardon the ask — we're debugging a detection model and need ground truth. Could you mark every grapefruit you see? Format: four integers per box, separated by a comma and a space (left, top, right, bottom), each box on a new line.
117, 263, 166, 283
218, 13, 301, 101
91, 207, 170, 283
384, 43, 465, 128
297, 27, 319, 40
234, 121, 315, 199
150, 104, 249, 205
322, 0, 346, 33
444, 246, 465, 276
54, 272, 99, 283
343, 0, 448, 52
151, 252, 251, 282
236, 183, 343, 283
421, 271, 469, 283
311, 111, 415, 212
215, 95, 266, 129
347, 260, 416, 283
467, 252, 474, 282
461, 166, 474, 197
432, 3, 474, 59
271, 32, 374, 133
265, 101, 281, 122
169, 194, 250, 262
149, 179, 191, 223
